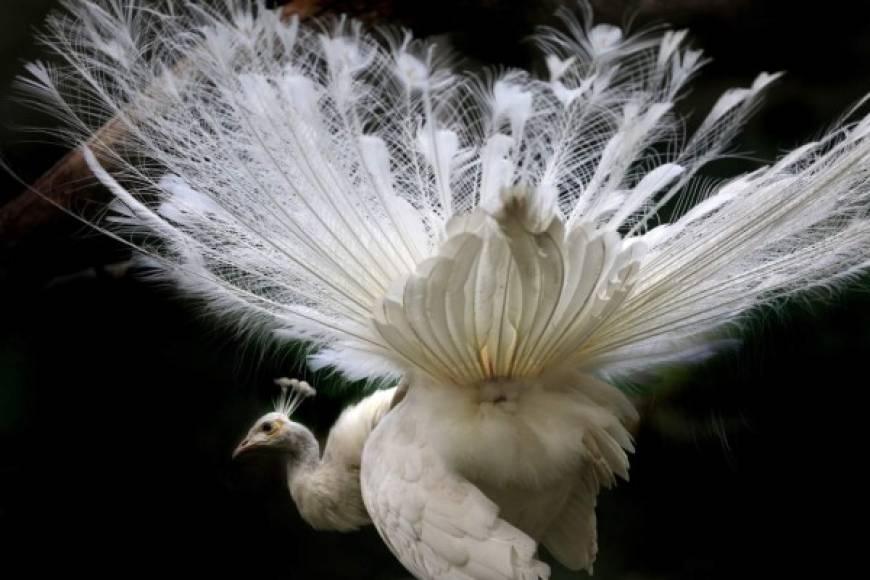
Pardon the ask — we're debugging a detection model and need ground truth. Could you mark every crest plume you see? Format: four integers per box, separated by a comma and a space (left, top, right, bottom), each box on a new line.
274, 377, 315, 417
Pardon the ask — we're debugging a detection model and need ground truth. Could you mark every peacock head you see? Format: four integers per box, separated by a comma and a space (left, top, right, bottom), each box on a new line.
232, 378, 316, 460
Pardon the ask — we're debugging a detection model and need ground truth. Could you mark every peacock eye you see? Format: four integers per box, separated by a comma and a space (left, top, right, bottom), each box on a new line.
261, 422, 273, 433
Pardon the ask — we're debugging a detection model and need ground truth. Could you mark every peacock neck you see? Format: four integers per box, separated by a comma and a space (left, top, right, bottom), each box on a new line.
283, 425, 371, 532
285, 427, 321, 485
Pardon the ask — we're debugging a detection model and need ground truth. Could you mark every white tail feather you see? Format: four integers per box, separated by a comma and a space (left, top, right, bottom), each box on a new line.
20, 0, 870, 385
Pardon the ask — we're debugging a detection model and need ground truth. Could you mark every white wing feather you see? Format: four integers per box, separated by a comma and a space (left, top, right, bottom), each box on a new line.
539, 468, 599, 572
362, 399, 550, 580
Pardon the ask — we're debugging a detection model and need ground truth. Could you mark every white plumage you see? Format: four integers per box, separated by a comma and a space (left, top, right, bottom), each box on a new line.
233, 379, 398, 532
20, 1, 870, 578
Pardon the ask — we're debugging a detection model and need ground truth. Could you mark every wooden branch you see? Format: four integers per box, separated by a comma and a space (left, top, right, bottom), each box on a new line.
0, 118, 124, 243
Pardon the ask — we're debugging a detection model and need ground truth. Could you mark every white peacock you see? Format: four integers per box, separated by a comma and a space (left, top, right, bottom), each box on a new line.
20, 1, 870, 578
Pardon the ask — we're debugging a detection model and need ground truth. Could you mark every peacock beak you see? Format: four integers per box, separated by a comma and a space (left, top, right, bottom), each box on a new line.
232, 438, 254, 460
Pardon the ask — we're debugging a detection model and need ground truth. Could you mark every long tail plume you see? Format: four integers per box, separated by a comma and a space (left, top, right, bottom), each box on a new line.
18, 0, 870, 384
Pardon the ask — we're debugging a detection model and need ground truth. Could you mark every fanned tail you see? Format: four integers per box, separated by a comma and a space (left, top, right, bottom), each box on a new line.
20, 0, 451, 372
579, 115, 870, 377
19, 0, 870, 384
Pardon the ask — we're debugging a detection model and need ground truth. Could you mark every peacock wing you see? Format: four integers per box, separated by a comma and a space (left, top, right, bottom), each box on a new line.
361, 400, 550, 580
538, 373, 636, 572
539, 467, 600, 573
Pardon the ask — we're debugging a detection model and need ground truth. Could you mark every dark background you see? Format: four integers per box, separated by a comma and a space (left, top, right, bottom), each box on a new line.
2, 1, 869, 578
